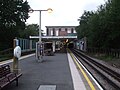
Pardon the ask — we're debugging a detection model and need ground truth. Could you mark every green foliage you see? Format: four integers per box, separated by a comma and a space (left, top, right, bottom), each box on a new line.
76, 0, 120, 49
19, 24, 39, 38
0, 0, 30, 28
0, 0, 30, 50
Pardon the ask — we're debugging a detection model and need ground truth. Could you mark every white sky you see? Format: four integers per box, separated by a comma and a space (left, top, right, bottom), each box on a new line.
26, 0, 106, 31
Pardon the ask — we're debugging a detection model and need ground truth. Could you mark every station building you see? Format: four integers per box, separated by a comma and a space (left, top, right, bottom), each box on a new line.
46, 26, 77, 36
45, 26, 77, 50
30, 26, 77, 52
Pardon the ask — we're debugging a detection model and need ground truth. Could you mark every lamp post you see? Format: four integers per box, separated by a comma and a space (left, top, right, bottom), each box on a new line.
29, 8, 53, 62
29, 8, 53, 43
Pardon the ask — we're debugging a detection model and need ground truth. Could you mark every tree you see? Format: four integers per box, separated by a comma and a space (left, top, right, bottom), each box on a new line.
106, 0, 120, 48
76, 0, 120, 49
19, 24, 39, 38
0, 0, 30, 28
76, 11, 93, 39
0, 0, 30, 50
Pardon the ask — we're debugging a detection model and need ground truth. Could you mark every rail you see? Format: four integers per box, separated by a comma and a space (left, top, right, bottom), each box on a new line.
71, 49, 120, 90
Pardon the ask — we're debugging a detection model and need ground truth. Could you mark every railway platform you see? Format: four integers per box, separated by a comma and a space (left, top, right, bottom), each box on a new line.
0, 50, 93, 90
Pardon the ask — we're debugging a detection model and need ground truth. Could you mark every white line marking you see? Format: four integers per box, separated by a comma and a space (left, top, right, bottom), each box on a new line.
67, 52, 86, 90
38, 85, 56, 90
73, 53, 104, 90
0, 54, 35, 65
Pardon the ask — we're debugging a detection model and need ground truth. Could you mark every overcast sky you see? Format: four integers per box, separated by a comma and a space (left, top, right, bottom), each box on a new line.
26, 0, 106, 31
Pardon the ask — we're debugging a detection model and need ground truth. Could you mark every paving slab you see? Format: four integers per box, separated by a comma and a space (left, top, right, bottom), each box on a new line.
3, 53, 74, 90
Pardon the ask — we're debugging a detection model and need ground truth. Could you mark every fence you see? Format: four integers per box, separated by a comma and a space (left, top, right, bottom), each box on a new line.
18, 38, 36, 52
0, 38, 36, 61
87, 47, 120, 58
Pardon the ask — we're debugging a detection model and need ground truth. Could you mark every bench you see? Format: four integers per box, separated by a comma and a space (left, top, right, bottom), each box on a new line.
0, 64, 22, 89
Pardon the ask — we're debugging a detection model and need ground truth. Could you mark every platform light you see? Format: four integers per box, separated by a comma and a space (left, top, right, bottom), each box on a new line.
47, 8, 53, 13
29, 8, 53, 62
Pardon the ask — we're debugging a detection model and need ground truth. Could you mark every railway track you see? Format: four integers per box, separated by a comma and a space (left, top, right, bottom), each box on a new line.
71, 49, 120, 90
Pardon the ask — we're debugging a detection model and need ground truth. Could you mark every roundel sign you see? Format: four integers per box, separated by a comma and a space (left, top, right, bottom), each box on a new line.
14, 46, 21, 58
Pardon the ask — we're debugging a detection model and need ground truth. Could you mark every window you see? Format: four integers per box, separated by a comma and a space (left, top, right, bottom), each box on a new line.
73, 29, 76, 33
51, 30, 53, 36
56, 30, 59, 36
67, 28, 71, 33
61, 28, 65, 31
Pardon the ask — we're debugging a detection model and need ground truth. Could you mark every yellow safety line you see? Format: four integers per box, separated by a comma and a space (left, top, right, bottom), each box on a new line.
67, 49, 96, 90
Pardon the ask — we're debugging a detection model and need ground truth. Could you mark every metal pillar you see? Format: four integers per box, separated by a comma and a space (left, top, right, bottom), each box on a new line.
30, 8, 53, 62
30, 40, 32, 50
39, 11, 42, 43
38, 11, 43, 62
52, 41, 56, 52
13, 38, 19, 74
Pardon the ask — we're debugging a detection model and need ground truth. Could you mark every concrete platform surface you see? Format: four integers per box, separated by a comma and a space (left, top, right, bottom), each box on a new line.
3, 53, 74, 90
